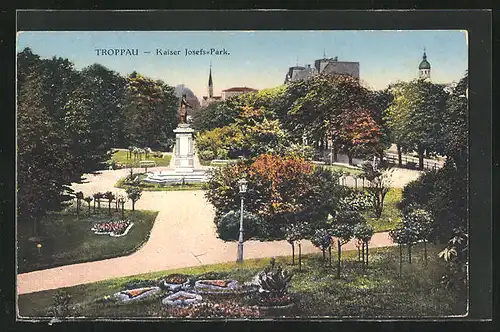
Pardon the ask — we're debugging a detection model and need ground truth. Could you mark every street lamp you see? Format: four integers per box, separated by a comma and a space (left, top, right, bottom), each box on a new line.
236, 176, 248, 263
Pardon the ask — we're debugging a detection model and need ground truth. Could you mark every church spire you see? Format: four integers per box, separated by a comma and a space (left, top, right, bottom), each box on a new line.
207, 62, 213, 98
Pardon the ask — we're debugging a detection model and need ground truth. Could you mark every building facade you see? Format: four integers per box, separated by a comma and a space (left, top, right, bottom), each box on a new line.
418, 51, 431, 80
221, 87, 259, 100
285, 56, 360, 83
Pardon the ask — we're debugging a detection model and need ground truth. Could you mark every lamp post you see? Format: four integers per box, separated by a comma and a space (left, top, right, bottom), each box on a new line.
236, 176, 248, 263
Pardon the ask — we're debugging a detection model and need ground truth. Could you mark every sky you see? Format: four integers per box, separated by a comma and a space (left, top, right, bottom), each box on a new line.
17, 30, 467, 99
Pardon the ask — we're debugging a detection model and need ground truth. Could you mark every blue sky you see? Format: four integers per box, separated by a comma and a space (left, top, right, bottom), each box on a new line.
17, 30, 467, 99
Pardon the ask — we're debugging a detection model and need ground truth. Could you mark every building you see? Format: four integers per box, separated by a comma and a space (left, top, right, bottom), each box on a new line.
201, 65, 222, 107
284, 56, 360, 83
221, 87, 259, 100
418, 50, 431, 80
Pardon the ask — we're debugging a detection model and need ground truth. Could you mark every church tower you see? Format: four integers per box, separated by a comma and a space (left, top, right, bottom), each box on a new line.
207, 63, 214, 98
418, 50, 431, 80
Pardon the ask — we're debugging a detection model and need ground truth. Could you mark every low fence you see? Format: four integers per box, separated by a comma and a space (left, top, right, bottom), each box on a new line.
384, 153, 443, 171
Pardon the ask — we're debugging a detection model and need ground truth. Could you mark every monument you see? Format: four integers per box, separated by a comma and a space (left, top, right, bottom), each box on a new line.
142, 94, 207, 185
173, 94, 195, 172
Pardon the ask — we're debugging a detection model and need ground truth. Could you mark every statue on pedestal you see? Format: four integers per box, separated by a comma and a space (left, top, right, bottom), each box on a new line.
179, 94, 192, 124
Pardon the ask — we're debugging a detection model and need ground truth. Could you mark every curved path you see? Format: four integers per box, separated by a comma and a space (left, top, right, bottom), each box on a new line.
17, 166, 404, 295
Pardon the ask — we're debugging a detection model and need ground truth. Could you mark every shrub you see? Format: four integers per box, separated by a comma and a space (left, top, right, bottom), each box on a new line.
215, 210, 263, 241
257, 264, 293, 297
166, 300, 261, 318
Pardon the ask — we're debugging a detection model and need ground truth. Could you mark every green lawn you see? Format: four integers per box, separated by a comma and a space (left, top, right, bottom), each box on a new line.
110, 150, 172, 168
364, 188, 402, 232
18, 243, 466, 318
17, 208, 159, 273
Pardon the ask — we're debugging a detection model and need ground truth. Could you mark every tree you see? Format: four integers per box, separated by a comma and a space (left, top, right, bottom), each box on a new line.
404, 208, 434, 265
353, 223, 374, 267
126, 187, 142, 211
92, 192, 103, 213
438, 228, 467, 292
104, 191, 115, 216
83, 196, 93, 216
331, 108, 383, 165
192, 100, 239, 132
17, 64, 75, 236
328, 210, 362, 278
311, 228, 332, 264
361, 162, 393, 218
75, 191, 84, 218
123, 72, 178, 149
384, 80, 447, 169
283, 222, 310, 266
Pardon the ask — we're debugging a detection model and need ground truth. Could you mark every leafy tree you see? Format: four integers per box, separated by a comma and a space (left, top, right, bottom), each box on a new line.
331, 108, 382, 165
404, 208, 434, 265
384, 80, 447, 169
361, 163, 393, 218
353, 223, 374, 267
83, 196, 93, 216
75, 191, 84, 218
192, 100, 239, 132
123, 72, 178, 149
104, 191, 115, 216
328, 210, 362, 278
367, 89, 394, 162
214, 210, 263, 241
311, 228, 333, 264
126, 187, 142, 211
92, 192, 103, 213
283, 223, 310, 265
205, 155, 344, 240
17, 66, 75, 235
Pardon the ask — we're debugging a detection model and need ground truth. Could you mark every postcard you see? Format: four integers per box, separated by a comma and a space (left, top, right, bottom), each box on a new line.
15, 24, 475, 321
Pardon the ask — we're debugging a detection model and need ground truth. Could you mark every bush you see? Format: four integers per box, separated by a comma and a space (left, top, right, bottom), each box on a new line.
215, 210, 263, 241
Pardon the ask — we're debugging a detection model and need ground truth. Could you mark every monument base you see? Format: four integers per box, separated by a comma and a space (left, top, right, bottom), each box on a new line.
173, 125, 195, 172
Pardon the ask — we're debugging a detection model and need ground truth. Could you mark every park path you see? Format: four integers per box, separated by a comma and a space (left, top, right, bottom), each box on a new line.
17, 159, 415, 295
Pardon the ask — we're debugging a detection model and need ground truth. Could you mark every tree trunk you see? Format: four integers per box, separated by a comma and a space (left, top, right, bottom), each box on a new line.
329, 246, 332, 267
378, 149, 384, 164
322, 249, 326, 261
366, 241, 369, 267
298, 242, 302, 272
97, 199, 101, 211
88, 203, 91, 216
362, 242, 365, 265
348, 152, 353, 165
418, 146, 425, 170
397, 144, 402, 166
132, 201, 135, 212
93, 199, 96, 213
425, 150, 430, 159
399, 243, 403, 277
424, 240, 427, 266
337, 240, 341, 278
291, 243, 295, 265
333, 147, 338, 162
408, 244, 412, 264
358, 245, 361, 262
108, 201, 112, 216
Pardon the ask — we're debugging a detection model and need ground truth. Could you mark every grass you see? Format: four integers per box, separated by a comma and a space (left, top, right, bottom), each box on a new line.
115, 174, 207, 191
17, 243, 466, 318
17, 207, 159, 273
364, 188, 402, 232
110, 150, 172, 168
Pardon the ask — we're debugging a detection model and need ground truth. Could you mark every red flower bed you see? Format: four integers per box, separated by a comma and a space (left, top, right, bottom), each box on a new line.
93, 220, 131, 235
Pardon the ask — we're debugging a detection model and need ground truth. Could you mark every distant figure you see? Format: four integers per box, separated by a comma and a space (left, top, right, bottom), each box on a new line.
179, 93, 192, 124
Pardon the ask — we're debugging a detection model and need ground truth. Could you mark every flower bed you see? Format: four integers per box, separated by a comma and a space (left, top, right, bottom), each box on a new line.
165, 300, 261, 318
91, 220, 134, 237
162, 291, 202, 307
113, 286, 161, 303
161, 274, 191, 291
194, 279, 239, 294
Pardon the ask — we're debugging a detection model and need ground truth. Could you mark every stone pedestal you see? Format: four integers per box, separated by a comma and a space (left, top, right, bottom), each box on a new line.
173, 124, 195, 173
